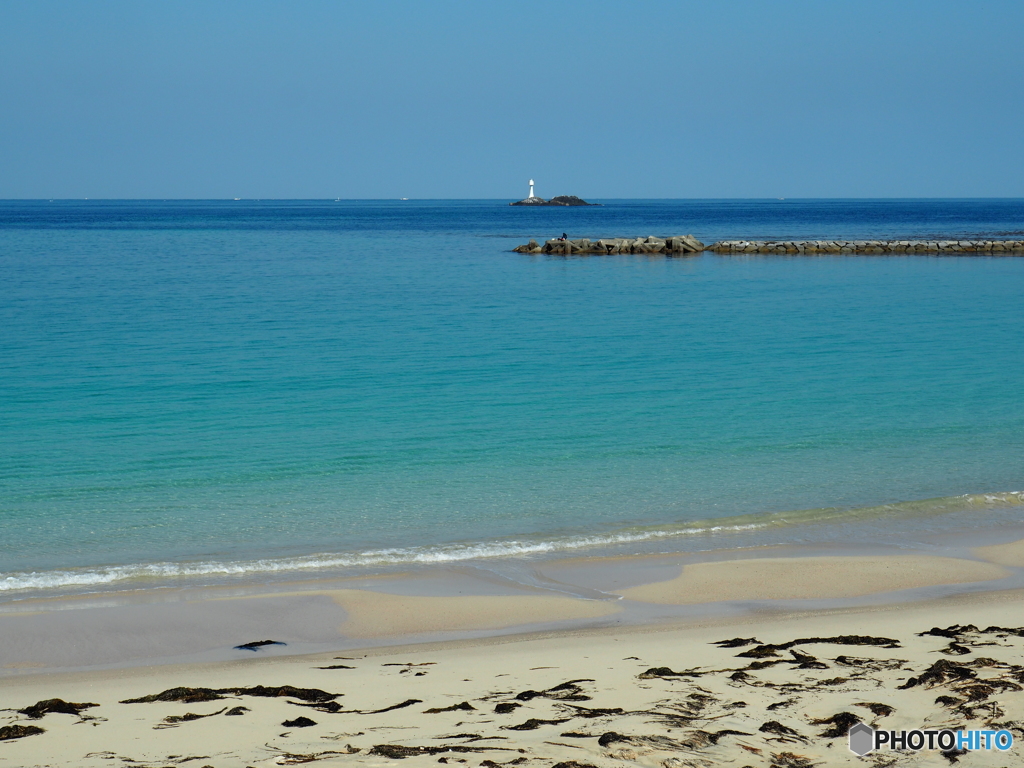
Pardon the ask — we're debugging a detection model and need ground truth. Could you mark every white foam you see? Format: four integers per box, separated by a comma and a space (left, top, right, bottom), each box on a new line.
3, 490, 1021, 595
0, 521, 768, 594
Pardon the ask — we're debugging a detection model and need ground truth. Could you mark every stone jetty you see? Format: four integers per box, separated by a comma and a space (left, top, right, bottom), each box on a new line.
709, 239, 1024, 254
513, 237, 1024, 255
514, 235, 705, 255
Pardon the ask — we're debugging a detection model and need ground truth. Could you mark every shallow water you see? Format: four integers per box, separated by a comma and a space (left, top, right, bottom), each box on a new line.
2, 199, 1023, 596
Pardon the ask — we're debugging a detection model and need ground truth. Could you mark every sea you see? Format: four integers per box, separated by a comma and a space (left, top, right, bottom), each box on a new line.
2, 199, 1024, 601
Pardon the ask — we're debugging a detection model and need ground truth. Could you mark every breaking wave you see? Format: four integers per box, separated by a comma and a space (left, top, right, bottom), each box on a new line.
3, 491, 1022, 595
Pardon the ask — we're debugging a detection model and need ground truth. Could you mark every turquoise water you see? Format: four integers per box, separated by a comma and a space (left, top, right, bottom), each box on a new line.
2, 200, 1024, 594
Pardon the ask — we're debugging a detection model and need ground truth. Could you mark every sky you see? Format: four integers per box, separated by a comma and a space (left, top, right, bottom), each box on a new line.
1, 0, 1022, 199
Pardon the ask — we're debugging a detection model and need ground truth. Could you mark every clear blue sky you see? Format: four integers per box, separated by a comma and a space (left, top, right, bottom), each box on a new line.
1, 0, 1021, 199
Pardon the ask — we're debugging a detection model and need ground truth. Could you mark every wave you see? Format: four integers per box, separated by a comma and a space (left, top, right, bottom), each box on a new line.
2, 491, 1022, 595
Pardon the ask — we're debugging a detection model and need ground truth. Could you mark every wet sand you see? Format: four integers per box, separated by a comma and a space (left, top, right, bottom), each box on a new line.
3, 544, 1024, 766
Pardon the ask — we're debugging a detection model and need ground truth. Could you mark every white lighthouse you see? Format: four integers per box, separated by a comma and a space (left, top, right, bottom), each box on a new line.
528, 179, 535, 199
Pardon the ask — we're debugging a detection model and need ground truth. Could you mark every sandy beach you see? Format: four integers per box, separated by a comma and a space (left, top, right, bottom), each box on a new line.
4, 543, 1024, 767
4, 0, 1024, 760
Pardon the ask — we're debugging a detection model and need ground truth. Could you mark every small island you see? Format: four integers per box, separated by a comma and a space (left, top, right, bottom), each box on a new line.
509, 180, 597, 206
510, 195, 596, 207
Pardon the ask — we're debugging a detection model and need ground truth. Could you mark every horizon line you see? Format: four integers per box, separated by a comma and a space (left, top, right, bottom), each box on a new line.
3, 197, 1024, 202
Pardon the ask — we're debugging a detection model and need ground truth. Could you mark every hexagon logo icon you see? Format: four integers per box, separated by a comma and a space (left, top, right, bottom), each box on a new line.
848, 722, 875, 756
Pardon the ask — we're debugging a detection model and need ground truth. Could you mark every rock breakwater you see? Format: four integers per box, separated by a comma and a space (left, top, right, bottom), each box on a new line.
513, 237, 1024, 255
514, 235, 705, 255
709, 239, 1024, 254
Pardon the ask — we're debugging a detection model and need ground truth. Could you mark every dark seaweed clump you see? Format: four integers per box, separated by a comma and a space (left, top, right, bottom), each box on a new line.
513, 679, 594, 702
282, 716, 317, 728
713, 637, 761, 648
18, 698, 99, 719
121, 684, 339, 704
736, 635, 900, 659
856, 702, 895, 717
504, 718, 570, 731
424, 702, 475, 714
0, 724, 45, 741
160, 708, 226, 725
898, 659, 976, 689
290, 697, 423, 715
369, 744, 489, 759
234, 639, 286, 651
121, 687, 226, 704
810, 712, 859, 738
638, 666, 698, 679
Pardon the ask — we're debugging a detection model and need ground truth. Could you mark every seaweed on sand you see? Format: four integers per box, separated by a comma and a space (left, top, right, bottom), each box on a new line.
809, 712, 859, 738
159, 707, 227, 725
560, 705, 625, 718
234, 639, 286, 651
504, 718, 571, 731
423, 702, 475, 713
770, 752, 818, 768
638, 666, 703, 679
291, 698, 422, 714
758, 721, 805, 742
898, 659, 977, 689
229, 685, 338, 702
855, 702, 894, 717
18, 698, 99, 719
713, 637, 761, 648
368, 743, 498, 759
514, 679, 594, 702
267, 748, 357, 764
121, 685, 340, 704
0, 724, 45, 741
736, 635, 900, 659
121, 687, 226, 704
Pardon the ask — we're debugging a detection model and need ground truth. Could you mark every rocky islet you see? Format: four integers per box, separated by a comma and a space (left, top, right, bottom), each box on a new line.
509, 195, 596, 206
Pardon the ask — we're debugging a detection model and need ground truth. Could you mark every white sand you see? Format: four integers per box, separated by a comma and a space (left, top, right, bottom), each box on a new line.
4, 589, 1024, 767
4, 548, 1024, 767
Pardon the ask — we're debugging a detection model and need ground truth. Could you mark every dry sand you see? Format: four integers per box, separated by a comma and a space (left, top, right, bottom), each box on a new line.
4, 591, 1024, 767
3, 551, 1024, 767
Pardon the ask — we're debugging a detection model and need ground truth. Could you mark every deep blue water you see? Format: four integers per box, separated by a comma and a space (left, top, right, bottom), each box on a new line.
3, 198, 1024, 240
2, 199, 1024, 594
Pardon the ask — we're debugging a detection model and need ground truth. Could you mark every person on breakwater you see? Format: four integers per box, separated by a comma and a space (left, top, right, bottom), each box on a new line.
558, 233, 568, 241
